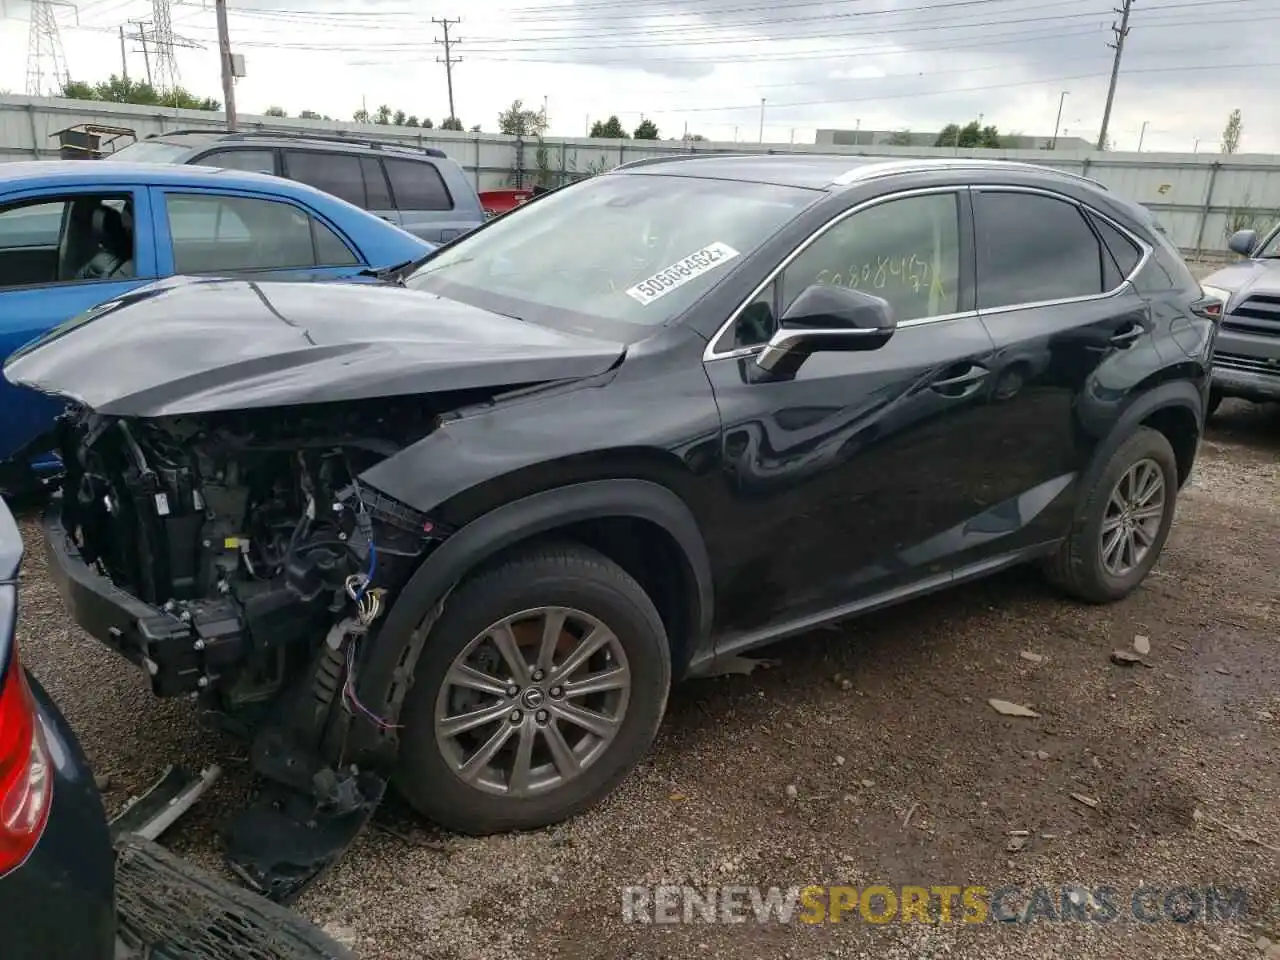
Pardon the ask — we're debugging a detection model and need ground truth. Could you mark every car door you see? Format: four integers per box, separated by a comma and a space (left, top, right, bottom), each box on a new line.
702, 187, 1003, 638
383, 157, 472, 244
151, 188, 367, 283
0, 185, 156, 470
967, 186, 1158, 554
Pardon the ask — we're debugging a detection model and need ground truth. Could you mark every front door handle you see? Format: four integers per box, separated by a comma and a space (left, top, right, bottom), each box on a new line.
1109, 324, 1144, 347
929, 364, 989, 396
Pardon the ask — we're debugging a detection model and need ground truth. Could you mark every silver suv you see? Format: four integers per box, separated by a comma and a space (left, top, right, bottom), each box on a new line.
1200, 225, 1280, 415
105, 130, 485, 245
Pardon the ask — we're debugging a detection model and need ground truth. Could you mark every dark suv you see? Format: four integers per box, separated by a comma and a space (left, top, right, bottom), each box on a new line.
105, 130, 486, 244
6, 156, 1217, 900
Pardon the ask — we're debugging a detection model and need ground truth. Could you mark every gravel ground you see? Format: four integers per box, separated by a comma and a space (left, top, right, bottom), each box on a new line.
14, 296, 1279, 957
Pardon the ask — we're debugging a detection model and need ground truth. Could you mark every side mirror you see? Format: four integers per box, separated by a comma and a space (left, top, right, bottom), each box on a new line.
756, 284, 896, 379
1227, 229, 1258, 258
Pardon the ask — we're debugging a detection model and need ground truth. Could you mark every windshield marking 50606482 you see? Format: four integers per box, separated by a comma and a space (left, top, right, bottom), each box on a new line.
625, 242, 741, 305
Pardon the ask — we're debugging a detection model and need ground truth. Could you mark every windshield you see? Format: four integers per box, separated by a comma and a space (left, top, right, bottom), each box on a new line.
1256, 225, 1280, 258
102, 140, 193, 163
403, 173, 817, 335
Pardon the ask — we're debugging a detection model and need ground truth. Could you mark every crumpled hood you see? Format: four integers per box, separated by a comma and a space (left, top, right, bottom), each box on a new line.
3, 277, 625, 417
1201, 259, 1280, 311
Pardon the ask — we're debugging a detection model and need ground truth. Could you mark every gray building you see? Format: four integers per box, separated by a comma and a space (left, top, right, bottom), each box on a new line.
815, 128, 1094, 151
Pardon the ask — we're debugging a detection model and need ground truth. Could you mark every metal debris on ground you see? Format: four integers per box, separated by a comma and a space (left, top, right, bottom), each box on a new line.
1071, 793, 1100, 809
1020, 651, 1045, 663
988, 699, 1041, 718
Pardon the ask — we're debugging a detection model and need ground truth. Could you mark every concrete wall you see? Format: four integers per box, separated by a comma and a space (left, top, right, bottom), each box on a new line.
4, 94, 1279, 255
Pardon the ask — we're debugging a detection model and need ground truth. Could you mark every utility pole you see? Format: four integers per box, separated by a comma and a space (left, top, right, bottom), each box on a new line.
758, 98, 765, 143
1137, 119, 1149, 151
118, 25, 128, 80
130, 19, 152, 86
1051, 90, 1068, 149
214, 0, 236, 130
1096, 0, 1132, 151
433, 17, 461, 125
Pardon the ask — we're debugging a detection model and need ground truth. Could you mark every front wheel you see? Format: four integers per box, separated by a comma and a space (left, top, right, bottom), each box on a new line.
395, 544, 671, 835
1044, 426, 1179, 603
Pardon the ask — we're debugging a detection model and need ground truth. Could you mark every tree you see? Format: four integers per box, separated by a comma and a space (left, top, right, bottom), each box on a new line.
887, 129, 913, 146
423, 118, 434, 129
498, 99, 546, 137
405, 115, 419, 127
59, 75, 219, 111
589, 115, 629, 139
681, 131, 706, 142
264, 105, 287, 117
374, 104, 392, 125
1221, 109, 1242, 155
470, 124, 482, 133
392, 109, 407, 126
440, 116, 463, 131
934, 121, 1002, 149
352, 107, 370, 123
633, 118, 659, 140
298, 109, 322, 120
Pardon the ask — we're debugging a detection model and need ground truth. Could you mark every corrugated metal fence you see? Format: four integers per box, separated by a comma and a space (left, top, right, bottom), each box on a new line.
3, 94, 1279, 255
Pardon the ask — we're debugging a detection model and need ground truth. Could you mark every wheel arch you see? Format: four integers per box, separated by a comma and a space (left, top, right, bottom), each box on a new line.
349, 478, 714, 762
1081, 379, 1204, 496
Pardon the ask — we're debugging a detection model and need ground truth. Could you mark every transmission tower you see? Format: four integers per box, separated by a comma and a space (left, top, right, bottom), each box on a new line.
25, 0, 76, 96
150, 0, 181, 92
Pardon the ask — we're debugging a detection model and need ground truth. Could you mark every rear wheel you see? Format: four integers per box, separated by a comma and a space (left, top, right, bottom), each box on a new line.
1044, 426, 1178, 603
395, 544, 671, 835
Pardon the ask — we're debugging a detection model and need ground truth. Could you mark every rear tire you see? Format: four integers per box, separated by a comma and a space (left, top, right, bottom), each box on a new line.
1044, 426, 1178, 603
395, 543, 671, 835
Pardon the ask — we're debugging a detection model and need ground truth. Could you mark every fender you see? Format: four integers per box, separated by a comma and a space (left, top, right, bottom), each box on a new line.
348, 478, 714, 760
1079, 378, 1204, 497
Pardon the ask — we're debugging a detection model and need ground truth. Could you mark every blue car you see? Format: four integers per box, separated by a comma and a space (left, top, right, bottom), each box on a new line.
0, 160, 432, 483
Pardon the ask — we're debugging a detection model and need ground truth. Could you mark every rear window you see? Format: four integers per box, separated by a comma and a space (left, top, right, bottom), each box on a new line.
384, 158, 453, 212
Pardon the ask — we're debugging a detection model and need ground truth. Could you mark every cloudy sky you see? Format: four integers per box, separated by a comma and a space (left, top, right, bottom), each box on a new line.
2, 0, 1277, 151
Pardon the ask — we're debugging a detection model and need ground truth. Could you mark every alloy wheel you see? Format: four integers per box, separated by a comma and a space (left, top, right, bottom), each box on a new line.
1099, 457, 1166, 578
434, 606, 632, 797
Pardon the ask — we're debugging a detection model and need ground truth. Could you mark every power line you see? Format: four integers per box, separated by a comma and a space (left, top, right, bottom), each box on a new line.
433, 16, 460, 125
1096, 0, 1132, 150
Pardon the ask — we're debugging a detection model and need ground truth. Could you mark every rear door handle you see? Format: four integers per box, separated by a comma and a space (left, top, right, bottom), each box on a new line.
929, 364, 989, 396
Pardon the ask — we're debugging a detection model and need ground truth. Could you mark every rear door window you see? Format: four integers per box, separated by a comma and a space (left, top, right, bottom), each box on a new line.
974, 191, 1105, 310
384, 158, 454, 211
282, 150, 366, 207
197, 148, 276, 175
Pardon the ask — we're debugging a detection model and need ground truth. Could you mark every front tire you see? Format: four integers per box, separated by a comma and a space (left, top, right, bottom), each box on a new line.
395, 543, 671, 835
1044, 426, 1179, 603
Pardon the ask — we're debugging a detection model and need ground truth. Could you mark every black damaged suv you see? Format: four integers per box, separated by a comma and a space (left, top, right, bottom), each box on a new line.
5, 156, 1217, 898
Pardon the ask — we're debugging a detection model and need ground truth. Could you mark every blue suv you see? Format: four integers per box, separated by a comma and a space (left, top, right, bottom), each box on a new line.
0, 160, 432, 485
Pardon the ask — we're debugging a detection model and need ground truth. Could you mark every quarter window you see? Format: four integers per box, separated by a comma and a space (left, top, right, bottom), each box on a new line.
165, 194, 358, 273
384, 158, 453, 212
1087, 211, 1142, 278
975, 191, 1106, 310
781, 192, 962, 324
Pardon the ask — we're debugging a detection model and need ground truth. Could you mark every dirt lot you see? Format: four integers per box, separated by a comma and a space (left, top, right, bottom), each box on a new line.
15, 407, 1279, 960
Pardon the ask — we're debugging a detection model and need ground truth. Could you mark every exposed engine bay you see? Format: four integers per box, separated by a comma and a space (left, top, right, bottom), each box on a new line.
52, 398, 453, 902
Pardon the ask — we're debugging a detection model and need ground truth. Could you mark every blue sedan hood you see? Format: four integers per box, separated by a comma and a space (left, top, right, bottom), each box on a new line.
3, 277, 626, 418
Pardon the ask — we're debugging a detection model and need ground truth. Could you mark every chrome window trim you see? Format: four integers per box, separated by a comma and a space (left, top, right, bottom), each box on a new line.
703, 182, 1153, 362
702, 185, 964, 362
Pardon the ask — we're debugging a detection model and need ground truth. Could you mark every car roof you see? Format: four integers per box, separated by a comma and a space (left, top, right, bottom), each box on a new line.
613, 154, 1107, 193
0, 159, 326, 192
